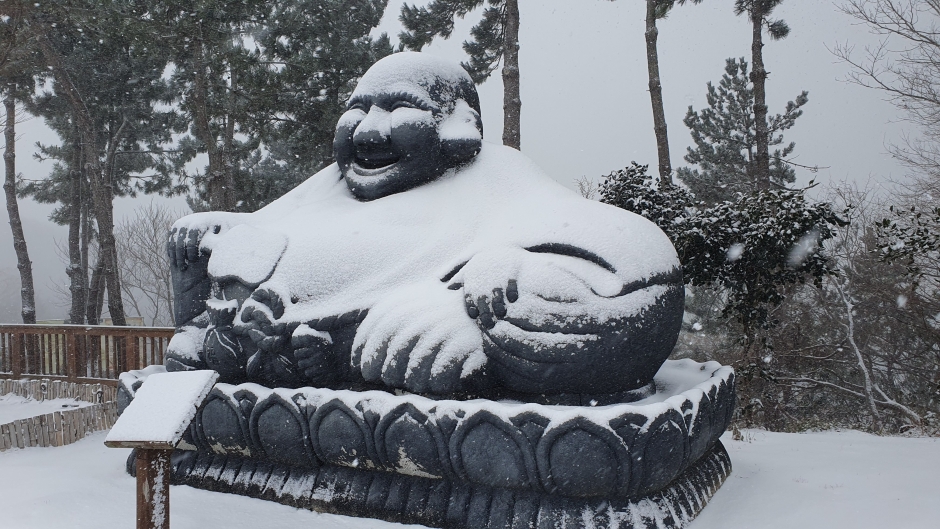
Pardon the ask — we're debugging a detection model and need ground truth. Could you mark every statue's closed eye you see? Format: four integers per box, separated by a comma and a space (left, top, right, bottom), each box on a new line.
392, 100, 418, 110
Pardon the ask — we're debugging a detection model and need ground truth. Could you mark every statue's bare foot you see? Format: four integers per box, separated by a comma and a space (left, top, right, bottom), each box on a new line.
352, 282, 487, 395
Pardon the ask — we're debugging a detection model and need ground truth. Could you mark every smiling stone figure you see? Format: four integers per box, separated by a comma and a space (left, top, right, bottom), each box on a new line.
165, 52, 685, 403
334, 53, 483, 200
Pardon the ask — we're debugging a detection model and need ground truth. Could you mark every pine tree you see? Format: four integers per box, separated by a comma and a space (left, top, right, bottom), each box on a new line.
676, 58, 808, 205
0, 2, 38, 324
18, 0, 182, 325
162, 0, 391, 212
642, 0, 704, 185
246, 0, 392, 210
400, 0, 522, 149
734, 0, 791, 189
151, 0, 269, 212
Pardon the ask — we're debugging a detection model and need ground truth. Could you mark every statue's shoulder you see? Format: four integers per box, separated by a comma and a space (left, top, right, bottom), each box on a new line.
257, 163, 346, 214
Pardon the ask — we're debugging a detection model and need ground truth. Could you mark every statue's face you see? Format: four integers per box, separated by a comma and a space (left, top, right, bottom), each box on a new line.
334, 53, 483, 201
335, 90, 446, 200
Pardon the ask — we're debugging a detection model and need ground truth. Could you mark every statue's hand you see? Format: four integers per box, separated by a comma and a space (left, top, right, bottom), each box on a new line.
458, 247, 647, 390
459, 247, 626, 337
292, 325, 339, 386
167, 212, 243, 325
458, 246, 684, 394
352, 282, 487, 394
235, 288, 304, 387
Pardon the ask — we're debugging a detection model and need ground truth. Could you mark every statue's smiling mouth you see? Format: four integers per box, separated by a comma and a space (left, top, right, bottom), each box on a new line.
353, 152, 400, 174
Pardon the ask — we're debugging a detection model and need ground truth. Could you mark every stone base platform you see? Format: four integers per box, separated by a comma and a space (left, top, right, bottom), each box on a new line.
131, 440, 730, 529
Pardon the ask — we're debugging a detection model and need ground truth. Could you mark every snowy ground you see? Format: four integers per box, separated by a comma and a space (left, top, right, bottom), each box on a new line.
0, 393, 91, 424
0, 430, 936, 528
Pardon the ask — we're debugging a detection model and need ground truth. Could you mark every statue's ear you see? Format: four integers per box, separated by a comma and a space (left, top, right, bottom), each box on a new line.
440, 101, 483, 165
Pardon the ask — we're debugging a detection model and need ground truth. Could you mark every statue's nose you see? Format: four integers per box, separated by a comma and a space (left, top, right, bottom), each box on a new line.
353, 106, 391, 148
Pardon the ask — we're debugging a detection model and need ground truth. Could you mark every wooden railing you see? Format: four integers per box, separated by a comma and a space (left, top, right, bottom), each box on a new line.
0, 324, 175, 387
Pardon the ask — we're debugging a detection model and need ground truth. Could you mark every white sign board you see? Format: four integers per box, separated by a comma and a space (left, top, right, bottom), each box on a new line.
105, 370, 218, 450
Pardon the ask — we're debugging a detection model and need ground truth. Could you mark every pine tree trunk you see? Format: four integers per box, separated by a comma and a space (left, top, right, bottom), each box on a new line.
193, 39, 235, 211
223, 67, 238, 208
88, 141, 126, 326
750, 13, 771, 191
86, 258, 104, 325
67, 127, 85, 324
2, 88, 36, 324
645, 1, 672, 186
35, 31, 127, 326
501, 0, 521, 150
81, 195, 92, 322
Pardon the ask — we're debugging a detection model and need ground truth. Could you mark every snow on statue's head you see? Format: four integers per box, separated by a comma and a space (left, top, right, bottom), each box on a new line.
334, 52, 484, 201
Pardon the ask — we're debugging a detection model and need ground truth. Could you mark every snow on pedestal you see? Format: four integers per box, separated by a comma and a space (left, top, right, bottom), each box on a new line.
105, 370, 218, 449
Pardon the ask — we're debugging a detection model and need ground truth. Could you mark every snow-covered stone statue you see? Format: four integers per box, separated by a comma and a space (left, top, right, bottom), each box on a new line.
120, 52, 735, 529
165, 52, 684, 401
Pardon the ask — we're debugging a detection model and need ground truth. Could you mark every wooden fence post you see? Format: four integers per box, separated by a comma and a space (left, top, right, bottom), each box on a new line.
66, 331, 78, 382
127, 336, 140, 373
11, 333, 21, 378
136, 449, 171, 529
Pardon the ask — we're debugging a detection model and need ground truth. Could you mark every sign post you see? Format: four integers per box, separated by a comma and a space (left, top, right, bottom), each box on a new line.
105, 370, 218, 529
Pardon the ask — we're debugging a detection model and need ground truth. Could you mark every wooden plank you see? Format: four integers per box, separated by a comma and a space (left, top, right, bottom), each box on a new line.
0, 324, 175, 336
22, 419, 31, 448
28, 417, 37, 447
39, 414, 49, 447
0, 374, 120, 388
106, 371, 218, 450
10, 332, 21, 378
64, 413, 73, 445
127, 335, 140, 372
0, 324, 175, 383
13, 420, 22, 448
66, 331, 78, 382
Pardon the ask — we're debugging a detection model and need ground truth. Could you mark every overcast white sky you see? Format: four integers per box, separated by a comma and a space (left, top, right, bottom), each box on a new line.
0, 0, 914, 321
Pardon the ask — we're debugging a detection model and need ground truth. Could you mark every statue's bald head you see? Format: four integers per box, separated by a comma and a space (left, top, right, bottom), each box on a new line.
334, 52, 484, 201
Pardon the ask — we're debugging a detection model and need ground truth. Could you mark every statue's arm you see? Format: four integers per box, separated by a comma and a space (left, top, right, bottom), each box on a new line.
456, 245, 683, 394
164, 212, 249, 373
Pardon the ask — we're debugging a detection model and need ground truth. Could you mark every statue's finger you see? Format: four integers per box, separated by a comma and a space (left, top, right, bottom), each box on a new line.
403, 338, 443, 394
296, 348, 327, 370
251, 289, 268, 303
476, 295, 495, 329
292, 332, 325, 349
427, 341, 460, 394
247, 328, 266, 345
360, 335, 393, 383
166, 229, 177, 266
175, 228, 188, 271
260, 336, 280, 352
506, 279, 519, 303
382, 335, 420, 389
491, 287, 506, 318
185, 228, 200, 263
270, 296, 285, 320
465, 293, 479, 319
251, 308, 271, 325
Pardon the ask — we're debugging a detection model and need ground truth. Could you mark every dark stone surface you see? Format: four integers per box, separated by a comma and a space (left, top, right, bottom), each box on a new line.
120, 361, 735, 502
132, 439, 731, 529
